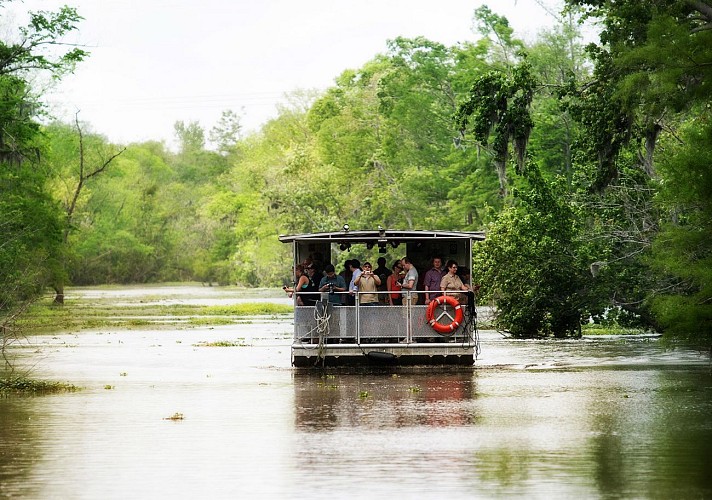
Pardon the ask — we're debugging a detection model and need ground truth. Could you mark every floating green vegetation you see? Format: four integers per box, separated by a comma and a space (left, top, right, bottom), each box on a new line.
187, 317, 235, 326
16, 297, 293, 334
408, 386, 422, 393
124, 319, 153, 326
202, 303, 293, 316
193, 340, 248, 347
0, 377, 80, 395
581, 324, 649, 336
359, 390, 370, 398
104, 384, 114, 390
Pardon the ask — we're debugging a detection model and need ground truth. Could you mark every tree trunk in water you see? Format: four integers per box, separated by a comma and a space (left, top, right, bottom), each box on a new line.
53, 284, 64, 305
51, 117, 125, 307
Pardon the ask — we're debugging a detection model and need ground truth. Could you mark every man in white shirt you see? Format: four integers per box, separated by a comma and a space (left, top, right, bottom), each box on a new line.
401, 257, 419, 305
347, 259, 362, 306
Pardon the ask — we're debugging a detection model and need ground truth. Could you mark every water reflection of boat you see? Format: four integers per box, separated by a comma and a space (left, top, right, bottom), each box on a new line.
293, 370, 477, 429
279, 229, 485, 367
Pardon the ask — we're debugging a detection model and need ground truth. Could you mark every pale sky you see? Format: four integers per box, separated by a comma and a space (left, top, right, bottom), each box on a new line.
7, 0, 561, 147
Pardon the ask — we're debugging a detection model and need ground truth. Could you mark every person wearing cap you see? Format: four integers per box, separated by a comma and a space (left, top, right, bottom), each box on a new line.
354, 262, 381, 306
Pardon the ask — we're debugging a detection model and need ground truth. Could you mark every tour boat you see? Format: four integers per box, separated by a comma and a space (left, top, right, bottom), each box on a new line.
279, 228, 485, 367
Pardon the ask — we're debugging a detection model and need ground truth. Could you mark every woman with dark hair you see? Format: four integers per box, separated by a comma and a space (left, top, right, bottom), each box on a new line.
283, 264, 309, 306
387, 260, 404, 305
301, 265, 321, 306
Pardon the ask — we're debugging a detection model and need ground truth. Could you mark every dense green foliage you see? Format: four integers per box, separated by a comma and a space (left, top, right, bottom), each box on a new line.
0, 165, 63, 308
1, 4, 85, 322
564, 0, 712, 342
650, 113, 712, 340
473, 167, 593, 337
2, 1, 711, 346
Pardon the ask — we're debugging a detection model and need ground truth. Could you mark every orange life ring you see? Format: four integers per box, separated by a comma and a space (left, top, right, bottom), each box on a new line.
425, 294, 463, 334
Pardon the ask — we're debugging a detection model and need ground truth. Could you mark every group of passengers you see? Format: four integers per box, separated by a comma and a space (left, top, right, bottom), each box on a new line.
285, 255, 472, 307
425, 257, 472, 304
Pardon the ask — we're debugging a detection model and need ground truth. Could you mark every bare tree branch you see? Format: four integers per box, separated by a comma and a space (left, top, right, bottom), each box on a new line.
686, 0, 712, 23
64, 112, 126, 243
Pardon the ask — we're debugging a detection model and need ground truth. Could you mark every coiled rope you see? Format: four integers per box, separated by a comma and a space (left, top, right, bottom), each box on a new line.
313, 300, 331, 367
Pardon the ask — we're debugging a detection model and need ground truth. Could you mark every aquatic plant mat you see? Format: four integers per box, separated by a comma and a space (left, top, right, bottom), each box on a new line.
0, 377, 80, 395
581, 324, 651, 336
15, 287, 293, 334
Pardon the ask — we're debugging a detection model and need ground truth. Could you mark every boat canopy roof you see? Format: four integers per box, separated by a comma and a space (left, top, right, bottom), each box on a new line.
278, 229, 485, 244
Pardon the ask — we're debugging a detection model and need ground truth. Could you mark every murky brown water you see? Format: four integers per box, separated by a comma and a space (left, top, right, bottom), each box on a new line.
2, 286, 711, 498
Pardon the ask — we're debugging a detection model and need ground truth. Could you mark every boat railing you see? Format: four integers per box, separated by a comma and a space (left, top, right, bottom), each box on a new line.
292, 290, 476, 345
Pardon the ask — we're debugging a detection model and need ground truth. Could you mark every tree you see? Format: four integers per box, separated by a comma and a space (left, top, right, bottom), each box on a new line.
1, 1, 87, 337
47, 116, 125, 303
563, 0, 712, 341
471, 5, 525, 66
0, 165, 63, 307
209, 109, 243, 155
0, 164, 64, 364
650, 113, 712, 341
473, 165, 595, 337
0, 3, 87, 162
174, 120, 205, 154
456, 60, 536, 197
563, 0, 712, 189
526, 10, 587, 184
173, 120, 230, 180
61, 138, 177, 286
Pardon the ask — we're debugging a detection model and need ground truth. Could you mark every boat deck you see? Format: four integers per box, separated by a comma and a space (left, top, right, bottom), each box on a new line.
291, 297, 478, 367
279, 229, 484, 367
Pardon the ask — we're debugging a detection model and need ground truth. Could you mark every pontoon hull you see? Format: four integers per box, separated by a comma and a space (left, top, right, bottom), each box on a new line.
292, 343, 475, 367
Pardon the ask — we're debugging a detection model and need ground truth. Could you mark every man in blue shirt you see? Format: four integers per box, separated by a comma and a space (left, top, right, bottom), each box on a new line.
319, 264, 347, 305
